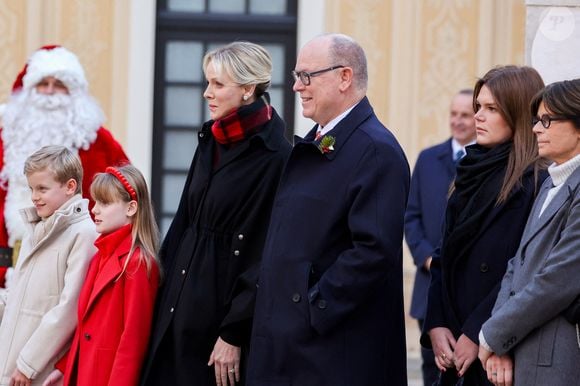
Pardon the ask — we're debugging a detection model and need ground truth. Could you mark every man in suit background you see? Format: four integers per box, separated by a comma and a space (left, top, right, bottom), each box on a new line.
247, 33, 410, 385
405, 89, 476, 386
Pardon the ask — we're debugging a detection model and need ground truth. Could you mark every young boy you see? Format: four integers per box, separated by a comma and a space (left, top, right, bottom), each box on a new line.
0, 145, 97, 386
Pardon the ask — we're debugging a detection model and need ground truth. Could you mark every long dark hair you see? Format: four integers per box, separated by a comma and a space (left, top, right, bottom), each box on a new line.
473, 65, 545, 204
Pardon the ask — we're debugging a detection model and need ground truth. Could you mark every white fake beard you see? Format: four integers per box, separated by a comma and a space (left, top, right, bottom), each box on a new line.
0, 89, 103, 245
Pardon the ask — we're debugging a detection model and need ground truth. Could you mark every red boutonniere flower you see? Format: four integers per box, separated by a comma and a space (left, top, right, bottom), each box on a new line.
317, 135, 336, 154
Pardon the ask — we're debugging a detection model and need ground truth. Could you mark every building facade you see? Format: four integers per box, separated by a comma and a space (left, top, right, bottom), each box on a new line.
1, 0, 539, 363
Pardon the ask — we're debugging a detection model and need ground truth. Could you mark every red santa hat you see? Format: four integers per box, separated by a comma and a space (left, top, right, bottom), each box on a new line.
11, 45, 88, 94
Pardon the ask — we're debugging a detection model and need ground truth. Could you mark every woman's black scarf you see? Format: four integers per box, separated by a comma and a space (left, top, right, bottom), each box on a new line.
441, 141, 512, 265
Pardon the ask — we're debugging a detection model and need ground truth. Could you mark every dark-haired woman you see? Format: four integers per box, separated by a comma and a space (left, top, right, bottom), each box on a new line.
422, 66, 547, 385
479, 78, 580, 386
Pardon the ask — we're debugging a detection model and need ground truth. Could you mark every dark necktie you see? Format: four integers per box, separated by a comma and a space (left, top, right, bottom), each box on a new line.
454, 149, 465, 163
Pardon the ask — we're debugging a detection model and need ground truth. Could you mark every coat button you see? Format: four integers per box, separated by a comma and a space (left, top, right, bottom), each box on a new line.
238, 234, 244, 240
76, 207, 81, 213
84, 333, 91, 341
199, 132, 205, 138
480, 263, 489, 273
234, 250, 240, 256
291, 293, 301, 303
509, 291, 515, 296
317, 299, 327, 309
170, 307, 175, 313
181, 269, 186, 275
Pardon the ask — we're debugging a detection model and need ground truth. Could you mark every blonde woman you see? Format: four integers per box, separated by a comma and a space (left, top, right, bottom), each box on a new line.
140, 42, 291, 386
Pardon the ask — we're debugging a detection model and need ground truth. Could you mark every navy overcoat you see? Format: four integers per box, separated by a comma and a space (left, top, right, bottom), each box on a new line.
405, 139, 455, 320
247, 97, 410, 386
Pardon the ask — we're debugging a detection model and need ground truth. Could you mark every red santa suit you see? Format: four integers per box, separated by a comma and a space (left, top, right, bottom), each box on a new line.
0, 45, 129, 286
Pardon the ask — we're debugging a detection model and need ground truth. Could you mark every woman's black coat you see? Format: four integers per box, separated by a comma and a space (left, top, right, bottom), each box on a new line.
422, 155, 546, 385
140, 109, 291, 386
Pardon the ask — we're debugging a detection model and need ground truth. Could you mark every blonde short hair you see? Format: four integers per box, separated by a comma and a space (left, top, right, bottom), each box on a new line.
24, 145, 83, 194
203, 41, 272, 96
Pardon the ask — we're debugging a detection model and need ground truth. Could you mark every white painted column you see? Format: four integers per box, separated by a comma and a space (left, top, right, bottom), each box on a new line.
125, 0, 156, 184
294, 0, 326, 137
526, 0, 580, 84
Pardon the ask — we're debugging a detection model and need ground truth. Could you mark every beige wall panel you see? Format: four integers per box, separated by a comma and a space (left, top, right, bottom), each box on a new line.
0, 3, 27, 102
56, 0, 121, 141
0, 0, 126, 144
415, 1, 480, 154
509, 0, 527, 64
326, 0, 392, 127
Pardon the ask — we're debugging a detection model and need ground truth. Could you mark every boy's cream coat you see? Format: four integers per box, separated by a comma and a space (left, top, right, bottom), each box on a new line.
0, 195, 96, 385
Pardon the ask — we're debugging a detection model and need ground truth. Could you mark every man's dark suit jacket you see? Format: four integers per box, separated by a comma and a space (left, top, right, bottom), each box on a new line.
405, 139, 455, 320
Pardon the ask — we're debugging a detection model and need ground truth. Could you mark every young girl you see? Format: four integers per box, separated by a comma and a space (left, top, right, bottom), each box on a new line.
44, 164, 160, 386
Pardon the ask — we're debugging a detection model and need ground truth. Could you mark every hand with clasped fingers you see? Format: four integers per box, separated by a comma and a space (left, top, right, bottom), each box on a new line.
9, 368, 31, 386
208, 336, 241, 386
453, 334, 478, 377
479, 346, 513, 386
41, 369, 63, 386
429, 327, 457, 371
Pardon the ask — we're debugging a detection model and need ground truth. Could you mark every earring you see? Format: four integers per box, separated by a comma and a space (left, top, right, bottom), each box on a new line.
243, 95, 249, 101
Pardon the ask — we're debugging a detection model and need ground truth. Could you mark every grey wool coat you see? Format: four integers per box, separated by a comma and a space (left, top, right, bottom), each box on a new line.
481, 165, 580, 386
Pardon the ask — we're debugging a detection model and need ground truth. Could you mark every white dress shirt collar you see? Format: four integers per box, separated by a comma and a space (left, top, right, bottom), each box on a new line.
316, 104, 357, 138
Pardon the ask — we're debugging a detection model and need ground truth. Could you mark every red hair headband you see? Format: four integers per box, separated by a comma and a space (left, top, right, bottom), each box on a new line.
105, 167, 137, 201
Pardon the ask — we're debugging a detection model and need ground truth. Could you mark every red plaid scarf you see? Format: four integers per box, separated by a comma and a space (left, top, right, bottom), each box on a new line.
211, 96, 272, 145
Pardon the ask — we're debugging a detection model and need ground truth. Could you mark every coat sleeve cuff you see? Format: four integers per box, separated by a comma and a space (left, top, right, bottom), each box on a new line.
16, 355, 38, 380
219, 321, 250, 347
414, 244, 434, 269
479, 330, 493, 352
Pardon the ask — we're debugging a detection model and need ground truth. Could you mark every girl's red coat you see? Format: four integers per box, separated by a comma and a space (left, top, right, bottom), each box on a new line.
60, 224, 159, 386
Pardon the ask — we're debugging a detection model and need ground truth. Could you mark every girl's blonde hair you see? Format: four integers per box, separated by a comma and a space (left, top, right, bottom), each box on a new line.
24, 145, 83, 194
90, 164, 160, 278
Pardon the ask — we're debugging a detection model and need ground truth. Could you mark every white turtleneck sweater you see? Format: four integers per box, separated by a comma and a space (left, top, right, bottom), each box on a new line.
539, 153, 580, 216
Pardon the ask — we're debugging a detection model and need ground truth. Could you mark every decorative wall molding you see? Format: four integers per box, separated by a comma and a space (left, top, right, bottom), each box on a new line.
0, 3, 24, 103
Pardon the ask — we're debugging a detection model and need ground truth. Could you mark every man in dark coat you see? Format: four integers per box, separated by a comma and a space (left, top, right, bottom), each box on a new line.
404, 90, 475, 386
246, 33, 410, 386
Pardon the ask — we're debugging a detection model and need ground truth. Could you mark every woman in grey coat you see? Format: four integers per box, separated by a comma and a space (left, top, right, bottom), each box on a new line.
478, 79, 580, 386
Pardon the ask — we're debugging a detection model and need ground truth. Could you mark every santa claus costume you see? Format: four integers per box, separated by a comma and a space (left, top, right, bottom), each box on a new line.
0, 45, 129, 287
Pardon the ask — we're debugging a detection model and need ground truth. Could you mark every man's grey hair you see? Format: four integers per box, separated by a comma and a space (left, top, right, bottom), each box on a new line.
326, 34, 368, 92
